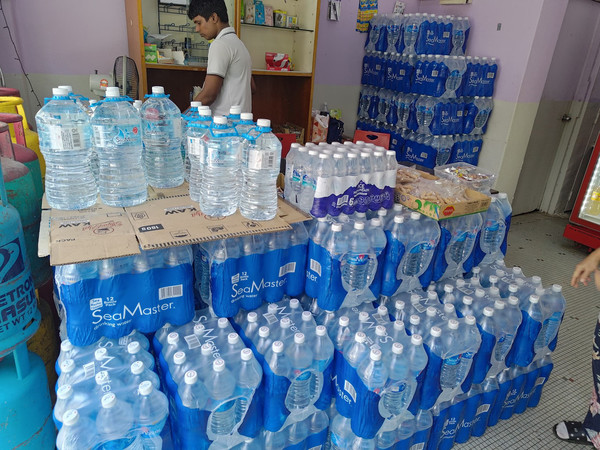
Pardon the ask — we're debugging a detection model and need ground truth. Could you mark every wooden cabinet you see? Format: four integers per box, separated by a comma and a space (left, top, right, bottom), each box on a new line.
124, 0, 320, 139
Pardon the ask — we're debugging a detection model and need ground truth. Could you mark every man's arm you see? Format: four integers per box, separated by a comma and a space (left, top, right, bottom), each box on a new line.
194, 74, 224, 106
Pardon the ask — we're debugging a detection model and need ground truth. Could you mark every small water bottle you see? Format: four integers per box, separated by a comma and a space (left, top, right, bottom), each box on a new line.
133, 381, 169, 449
56, 409, 99, 450
205, 358, 237, 436
96, 393, 140, 448
35, 87, 97, 210
341, 222, 377, 294
140, 86, 184, 188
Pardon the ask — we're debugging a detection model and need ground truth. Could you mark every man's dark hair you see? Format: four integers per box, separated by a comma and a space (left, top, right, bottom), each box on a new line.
188, 0, 229, 23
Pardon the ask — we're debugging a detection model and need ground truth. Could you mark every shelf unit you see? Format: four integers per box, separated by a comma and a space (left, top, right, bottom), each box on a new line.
125, 0, 320, 137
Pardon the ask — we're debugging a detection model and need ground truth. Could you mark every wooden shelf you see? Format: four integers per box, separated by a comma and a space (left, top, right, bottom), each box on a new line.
252, 70, 312, 77
241, 22, 314, 33
146, 63, 207, 71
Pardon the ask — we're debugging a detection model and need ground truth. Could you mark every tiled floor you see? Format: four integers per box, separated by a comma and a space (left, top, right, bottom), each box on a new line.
456, 212, 597, 449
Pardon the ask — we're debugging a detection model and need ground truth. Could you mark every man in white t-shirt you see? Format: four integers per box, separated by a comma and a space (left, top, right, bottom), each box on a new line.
188, 0, 254, 116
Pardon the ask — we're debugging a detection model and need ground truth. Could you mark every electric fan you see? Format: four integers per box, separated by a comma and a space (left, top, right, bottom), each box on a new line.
113, 56, 139, 99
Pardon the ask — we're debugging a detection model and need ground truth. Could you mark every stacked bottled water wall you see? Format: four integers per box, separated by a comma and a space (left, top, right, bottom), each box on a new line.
356, 12, 498, 170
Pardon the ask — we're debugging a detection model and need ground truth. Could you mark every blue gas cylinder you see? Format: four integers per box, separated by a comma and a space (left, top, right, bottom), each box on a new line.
0, 344, 56, 449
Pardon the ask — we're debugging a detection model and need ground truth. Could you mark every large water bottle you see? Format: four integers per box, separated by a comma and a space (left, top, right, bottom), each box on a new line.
492, 297, 522, 371
479, 198, 507, 264
439, 319, 462, 390
311, 153, 335, 217
403, 14, 422, 54
140, 86, 184, 188
205, 358, 237, 436
91, 86, 147, 206
537, 284, 566, 352
341, 221, 377, 298
200, 116, 242, 217
299, 149, 319, 212
471, 97, 493, 134
284, 143, 300, 202
96, 393, 140, 448
36, 87, 97, 209
399, 212, 440, 292
56, 409, 99, 450
441, 213, 483, 280
510, 294, 544, 367
234, 348, 263, 421
133, 381, 169, 449
416, 96, 436, 135
286, 332, 315, 410
240, 119, 281, 220
330, 412, 354, 449
443, 56, 466, 98
384, 342, 414, 416
179, 370, 209, 409
450, 17, 466, 56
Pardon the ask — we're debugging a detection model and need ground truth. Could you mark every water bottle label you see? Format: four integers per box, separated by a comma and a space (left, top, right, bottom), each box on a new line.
444, 355, 460, 366
310, 259, 322, 277
432, 70, 439, 77
279, 262, 296, 277
208, 147, 227, 166
248, 149, 277, 170
476, 403, 490, 415
291, 169, 302, 183
93, 124, 140, 147
344, 380, 357, 402
49, 124, 86, 150
315, 176, 333, 197
159, 284, 183, 300
188, 136, 205, 157
443, 31, 450, 38
346, 254, 370, 266
487, 72, 495, 79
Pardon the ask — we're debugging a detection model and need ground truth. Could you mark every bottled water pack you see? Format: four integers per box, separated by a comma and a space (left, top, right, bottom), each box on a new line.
54, 333, 169, 450
153, 309, 263, 449
195, 222, 309, 318
232, 298, 334, 433
284, 141, 397, 218
54, 246, 195, 346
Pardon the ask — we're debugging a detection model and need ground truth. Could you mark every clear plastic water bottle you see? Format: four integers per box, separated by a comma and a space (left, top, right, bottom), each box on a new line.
227, 105, 242, 127
284, 143, 300, 202
286, 332, 314, 410
140, 86, 184, 188
187, 116, 211, 202
416, 96, 436, 135
133, 381, 169, 449
36, 87, 97, 209
341, 222, 377, 293
480, 198, 507, 263
330, 412, 354, 449
439, 319, 462, 389
403, 14, 422, 54
399, 212, 440, 290
96, 393, 139, 448
537, 284, 566, 352
383, 342, 413, 416
200, 115, 242, 217
240, 119, 282, 220
56, 409, 99, 450
443, 56, 466, 97
233, 348, 263, 419
358, 346, 389, 392
205, 358, 237, 435
126, 341, 155, 371
256, 326, 273, 355
130, 361, 160, 390
91, 86, 147, 206
54, 385, 89, 428
450, 17, 466, 56
178, 370, 208, 409
472, 97, 493, 134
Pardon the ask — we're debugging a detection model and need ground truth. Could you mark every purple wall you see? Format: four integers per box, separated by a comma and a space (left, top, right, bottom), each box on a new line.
0, 0, 128, 75
313, 0, 572, 103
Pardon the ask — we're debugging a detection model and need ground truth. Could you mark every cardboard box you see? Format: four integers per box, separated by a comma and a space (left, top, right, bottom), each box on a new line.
265, 52, 291, 71
282, 122, 305, 144
394, 170, 491, 220
274, 9, 287, 27
144, 44, 158, 63
40, 184, 311, 266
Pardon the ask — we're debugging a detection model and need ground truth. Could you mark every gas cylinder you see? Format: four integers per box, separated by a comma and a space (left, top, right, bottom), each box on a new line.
27, 296, 59, 396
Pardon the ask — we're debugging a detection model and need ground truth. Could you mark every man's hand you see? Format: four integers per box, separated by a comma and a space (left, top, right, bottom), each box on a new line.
194, 74, 224, 106
572, 248, 600, 289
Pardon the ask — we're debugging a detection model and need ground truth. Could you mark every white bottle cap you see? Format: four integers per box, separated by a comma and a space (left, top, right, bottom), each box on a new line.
58, 85, 73, 93
370, 348, 382, 361
127, 341, 141, 355
139, 380, 153, 396
218, 318, 229, 328
131, 361, 145, 375
410, 212, 421, 220
184, 370, 198, 384
494, 300, 505, 310
360, 152, 371, 158
101, 392, 117, 409
62, 409, 80, 426
257, 118, 271, 127
348, 153, 358, 159
463, 296, 473, 305
410, 314, 420, 325
495, 269, 506, 277
316, 325, 327, 336
475, 288, 485, 298
411, 334, 423, 345
95, 371, 109, 385
392, 342, 404, 355
302, 311, 313, 322
375, 325, 387, 337
411, 294, 422, 304
95, 348, 107, 360
291, 142, 301, 149
444, 303, 455, 314
395, 300, 405, 310
259, 326, 270, 338
60, 359, 75, 374
355, 332, 367, 343
190, 101, 202, 107
213, 116, 228, 125
280, 317, 291, 328
426, 307, 437, 317
319, 153, 329, 160
465, 315, 476, 325
57, 384, 73, 400
552, 284, 562, 292
60, 340, 74, 353
105, 86, 120, 97
194, 323, 205, 334
167, 332, 179, 345
393, 215, 405, 224
228, 333, 240, 345
174, 351, 186, 365
294, 333, 306, 344
508, 296, 519, 306
483, 307, 494, 317
428, 291, 438, 301
472, 266, 481, 274
199, 106, 212, 115
370, 218, 383, 227
430, 326, 442, 337
241, 348, 253, 361
512, 266, 522, 275
378, 305, 388, 316
339, 316, 350, 327
508, 284, 519, 294
448, 319, 459, 330
456, 279, 466, 288
490, 287, 500, 297
247, 312, 258, 323
213, 358, 226, 372
359, 312, 369, 322
333, 153, 343, 160
354, 222, 365, 230
386, 150, 395, 157
529, 294, 540, 304
272, 341, 284, 353
201, 343, 212, 355
444, 284, 454, 293
378, 208, 388, 216
394, 204, 404, 212
268, 303, 279, 313
331, 223, 343, 232
489, 275, 498, 284
152, 86, 165, 94
394, 320, 405, 331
